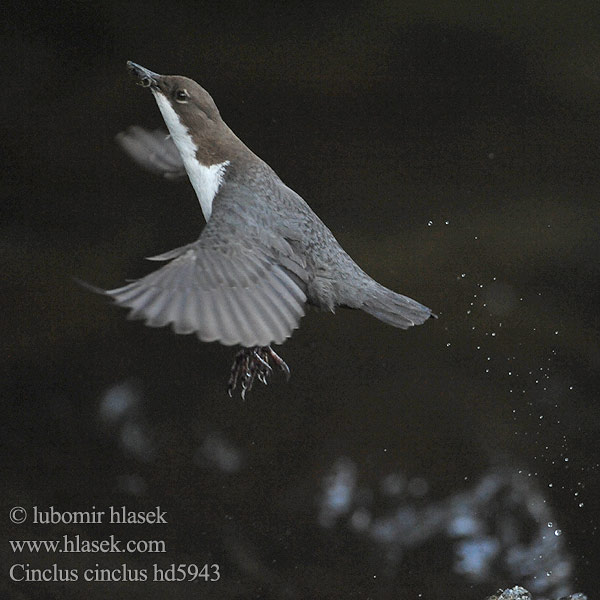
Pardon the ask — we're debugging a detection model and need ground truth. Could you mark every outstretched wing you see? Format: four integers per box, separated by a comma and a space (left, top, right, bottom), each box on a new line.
116, 126, 186, 179
104, 180, 309, 347
106, 242, 307, 347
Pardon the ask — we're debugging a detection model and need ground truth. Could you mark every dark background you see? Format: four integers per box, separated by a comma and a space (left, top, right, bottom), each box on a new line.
2, 1, 599, 598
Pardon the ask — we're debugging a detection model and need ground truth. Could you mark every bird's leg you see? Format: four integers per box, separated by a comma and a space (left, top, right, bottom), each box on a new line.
227, 346, 291, 398
264, 346, 291, 381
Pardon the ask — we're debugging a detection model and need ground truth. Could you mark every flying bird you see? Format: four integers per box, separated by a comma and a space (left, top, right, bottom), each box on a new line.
103, 61, 436, 398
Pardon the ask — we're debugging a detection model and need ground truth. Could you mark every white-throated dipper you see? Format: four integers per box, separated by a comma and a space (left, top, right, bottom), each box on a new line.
103, 61, 436, 398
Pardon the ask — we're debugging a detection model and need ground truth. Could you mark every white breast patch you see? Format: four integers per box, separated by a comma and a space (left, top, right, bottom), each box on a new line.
152, 90, 229, 221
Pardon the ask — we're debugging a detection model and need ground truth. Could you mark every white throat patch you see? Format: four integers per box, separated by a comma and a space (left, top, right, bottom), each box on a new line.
152, 90, 229, 221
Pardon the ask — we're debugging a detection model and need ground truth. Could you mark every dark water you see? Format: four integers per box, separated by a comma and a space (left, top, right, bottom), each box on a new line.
2, 2, 599, 598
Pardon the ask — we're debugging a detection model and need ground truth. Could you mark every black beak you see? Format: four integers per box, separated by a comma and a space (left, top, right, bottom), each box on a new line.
126, 61, 161, 88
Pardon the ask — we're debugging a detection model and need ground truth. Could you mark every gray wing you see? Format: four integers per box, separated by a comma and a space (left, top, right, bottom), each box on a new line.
105, 179, 309, 351
116, 126, 186, 179
106, 242, 307, 347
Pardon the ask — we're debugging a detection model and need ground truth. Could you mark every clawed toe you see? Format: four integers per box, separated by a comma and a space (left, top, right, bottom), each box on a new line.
265, 346, 291, 381
227, 346, 291, 398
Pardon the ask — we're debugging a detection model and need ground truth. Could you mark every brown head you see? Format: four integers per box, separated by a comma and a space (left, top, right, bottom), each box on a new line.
126, 61, 237, 165
128, 61, 221, 119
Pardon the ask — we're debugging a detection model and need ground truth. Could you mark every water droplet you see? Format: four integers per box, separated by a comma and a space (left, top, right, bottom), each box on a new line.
547, 522, 553, 528
427, 220, 433, 226
554, 529, 562, 536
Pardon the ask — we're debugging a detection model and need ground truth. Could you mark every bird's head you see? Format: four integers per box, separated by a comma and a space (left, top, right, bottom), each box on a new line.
126, 61, 225, 145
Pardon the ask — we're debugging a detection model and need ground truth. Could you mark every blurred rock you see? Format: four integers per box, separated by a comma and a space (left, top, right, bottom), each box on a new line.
485, 586, 587, 600
318, 463, 575, 597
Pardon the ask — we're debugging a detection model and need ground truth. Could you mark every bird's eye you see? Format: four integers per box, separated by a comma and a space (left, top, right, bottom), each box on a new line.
174, 89, 190, 103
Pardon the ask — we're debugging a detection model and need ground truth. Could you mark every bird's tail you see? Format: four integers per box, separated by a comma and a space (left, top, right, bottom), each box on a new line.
361, 282, 436, 330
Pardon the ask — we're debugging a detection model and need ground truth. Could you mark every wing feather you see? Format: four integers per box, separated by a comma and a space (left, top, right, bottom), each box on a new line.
105, 242, 307, 347
116, 126, 186, 179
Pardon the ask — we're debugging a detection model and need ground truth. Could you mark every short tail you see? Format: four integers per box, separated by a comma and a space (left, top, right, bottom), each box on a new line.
361, 283, 436, 330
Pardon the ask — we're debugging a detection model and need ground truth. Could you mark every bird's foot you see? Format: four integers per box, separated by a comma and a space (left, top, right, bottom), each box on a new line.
227, 346, 291, 399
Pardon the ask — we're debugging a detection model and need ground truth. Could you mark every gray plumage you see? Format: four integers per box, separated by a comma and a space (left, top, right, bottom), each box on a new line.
106, 64, 435, 352
116, 126, 186, 179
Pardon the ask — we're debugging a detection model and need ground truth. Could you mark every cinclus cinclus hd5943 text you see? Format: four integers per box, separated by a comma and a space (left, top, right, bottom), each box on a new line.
101, 61, 437, 398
